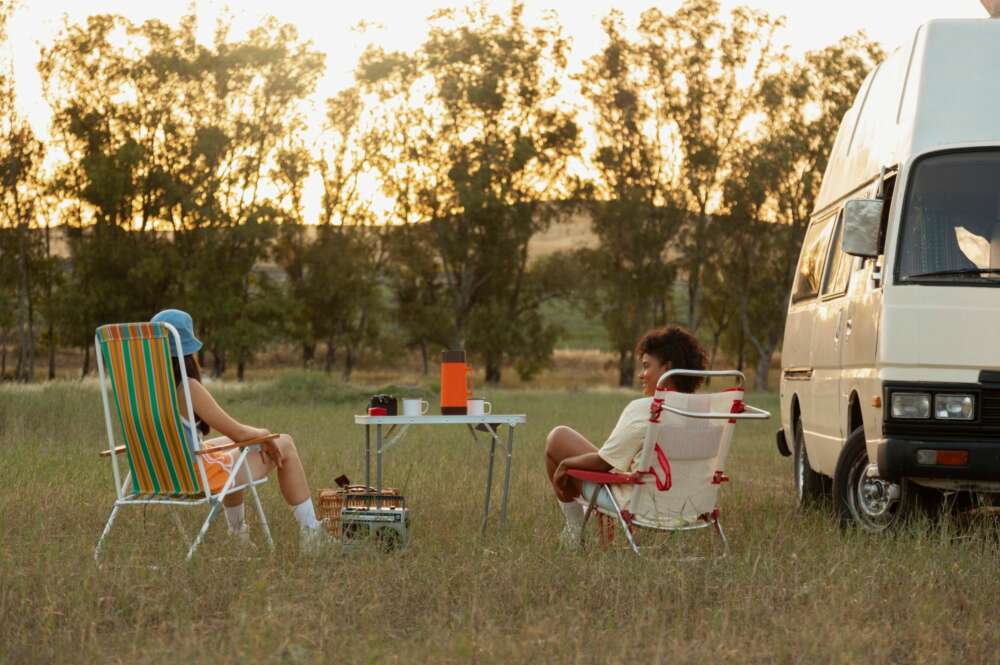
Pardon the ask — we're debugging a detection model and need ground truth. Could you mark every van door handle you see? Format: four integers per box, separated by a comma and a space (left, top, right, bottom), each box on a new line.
845, 318, 853, 337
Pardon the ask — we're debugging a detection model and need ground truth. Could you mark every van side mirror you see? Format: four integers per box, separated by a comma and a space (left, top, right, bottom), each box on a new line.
842, 199, 883, 258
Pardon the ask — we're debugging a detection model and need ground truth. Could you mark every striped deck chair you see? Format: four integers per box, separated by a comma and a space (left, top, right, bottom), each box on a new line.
94, 322, 275, 562
567, 370, 769, 556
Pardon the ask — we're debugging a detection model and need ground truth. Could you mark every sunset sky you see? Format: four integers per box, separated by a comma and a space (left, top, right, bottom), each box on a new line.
2, 0, 991, 220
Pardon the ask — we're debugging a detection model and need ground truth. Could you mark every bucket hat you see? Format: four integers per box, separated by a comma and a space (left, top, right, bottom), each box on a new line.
151, 309, 203, 358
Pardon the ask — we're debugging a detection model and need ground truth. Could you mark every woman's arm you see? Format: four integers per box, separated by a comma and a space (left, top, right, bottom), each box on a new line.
553, 452, 612, 499
559, 452, 612, 473
188, 379, 269, 443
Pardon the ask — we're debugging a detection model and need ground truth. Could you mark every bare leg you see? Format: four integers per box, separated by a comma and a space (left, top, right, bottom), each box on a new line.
243, 434, 311, 506
544, 426, 599, 501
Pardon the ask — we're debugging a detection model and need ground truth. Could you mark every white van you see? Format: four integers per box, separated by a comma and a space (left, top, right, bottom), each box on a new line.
778, 19, 1000, 530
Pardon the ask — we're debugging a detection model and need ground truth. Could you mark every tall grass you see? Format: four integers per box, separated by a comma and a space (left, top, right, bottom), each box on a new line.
2, 377, 999, 664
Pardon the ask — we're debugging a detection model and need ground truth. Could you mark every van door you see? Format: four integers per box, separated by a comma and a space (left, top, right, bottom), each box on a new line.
787, 214, 837, 467
810, 212, 854, 476
841, 175, 894, 450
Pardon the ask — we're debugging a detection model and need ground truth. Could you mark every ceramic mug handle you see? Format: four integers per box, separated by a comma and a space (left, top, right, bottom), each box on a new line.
483, 401, 492, 415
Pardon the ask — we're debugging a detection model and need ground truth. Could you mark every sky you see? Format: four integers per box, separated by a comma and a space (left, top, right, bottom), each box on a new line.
2, 0, 992, 219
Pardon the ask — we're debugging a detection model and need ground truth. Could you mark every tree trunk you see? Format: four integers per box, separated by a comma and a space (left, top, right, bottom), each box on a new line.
485, 357, 502, 385
324, 340, 336, 373
237, 360, 245, 382
420, 341, 429, 375
47, 321, 56, 380
81, 345, 90, 379
1, 343, 6, 378
618, 349, 634, 388
302, 342, 315, 368
754, 344, 773, 392
212, 349, 225, 378
16, 222, 35, 382
736, 325, 745, 372
342, 346, 355, 382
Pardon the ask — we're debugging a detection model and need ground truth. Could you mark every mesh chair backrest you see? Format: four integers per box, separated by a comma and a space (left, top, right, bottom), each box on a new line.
96, 323, 202, 496
630, 389, 742, 527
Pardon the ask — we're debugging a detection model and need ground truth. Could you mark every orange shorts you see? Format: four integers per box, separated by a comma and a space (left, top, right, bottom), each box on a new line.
200, 445, 241, 493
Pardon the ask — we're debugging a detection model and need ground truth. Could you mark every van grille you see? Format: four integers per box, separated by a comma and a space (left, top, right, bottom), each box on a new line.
981, 389, 1000, 426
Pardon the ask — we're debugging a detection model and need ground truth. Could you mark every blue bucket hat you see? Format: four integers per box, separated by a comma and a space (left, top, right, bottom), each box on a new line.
151, 309, 203, 358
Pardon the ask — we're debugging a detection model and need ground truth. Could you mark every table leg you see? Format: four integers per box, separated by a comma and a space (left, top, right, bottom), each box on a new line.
376, 424, 383, 508
500, 424, 514, 531
481, 433, 496, 539
365, 424, 371, 489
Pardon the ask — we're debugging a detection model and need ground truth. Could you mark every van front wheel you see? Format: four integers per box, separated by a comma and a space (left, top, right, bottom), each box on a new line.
834, 426, 909, 531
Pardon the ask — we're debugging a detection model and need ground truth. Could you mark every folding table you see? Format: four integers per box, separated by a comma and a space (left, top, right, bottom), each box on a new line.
353, 414, 527, 536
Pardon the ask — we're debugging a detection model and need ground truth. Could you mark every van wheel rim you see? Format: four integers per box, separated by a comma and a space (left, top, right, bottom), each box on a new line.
847, 449, 898, 530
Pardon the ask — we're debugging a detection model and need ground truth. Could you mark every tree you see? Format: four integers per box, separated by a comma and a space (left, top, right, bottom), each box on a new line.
273, 87, 387, 380
39, 12, 324, 379
576, 12, 685, 386
357, 2, 580, 382
639, 0, 783, 332
0, 44, 47, 381
720, 34, 883, 390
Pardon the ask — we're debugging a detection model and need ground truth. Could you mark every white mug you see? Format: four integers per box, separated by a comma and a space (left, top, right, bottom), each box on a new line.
402, 398, 430, 416
467, 398, 492, 416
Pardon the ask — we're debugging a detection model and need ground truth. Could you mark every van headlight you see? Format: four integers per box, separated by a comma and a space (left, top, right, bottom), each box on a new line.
934, 394, 975, 420
891, 392, 931, 419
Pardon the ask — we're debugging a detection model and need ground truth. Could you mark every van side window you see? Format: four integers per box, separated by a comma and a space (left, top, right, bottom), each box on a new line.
822, 212, 852, 297
791, 216, 835, 302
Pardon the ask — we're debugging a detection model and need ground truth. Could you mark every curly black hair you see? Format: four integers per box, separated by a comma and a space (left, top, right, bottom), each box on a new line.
635, 325, 708, 393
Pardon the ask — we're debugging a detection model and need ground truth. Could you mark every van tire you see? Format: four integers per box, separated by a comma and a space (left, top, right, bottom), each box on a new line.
794, 419, 827, 509
834, 426, 913, 531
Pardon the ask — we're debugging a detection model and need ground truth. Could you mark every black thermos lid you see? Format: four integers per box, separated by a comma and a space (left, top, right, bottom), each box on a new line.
441, 350, 465, 363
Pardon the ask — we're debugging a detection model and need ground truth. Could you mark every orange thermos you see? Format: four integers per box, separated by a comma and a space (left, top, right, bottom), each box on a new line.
440, 350, 472, 414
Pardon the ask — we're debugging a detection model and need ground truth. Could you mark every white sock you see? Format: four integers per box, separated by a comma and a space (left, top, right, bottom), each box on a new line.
292, 498, 321, 530
559, 499, 584, 528
224, 503, 246, 532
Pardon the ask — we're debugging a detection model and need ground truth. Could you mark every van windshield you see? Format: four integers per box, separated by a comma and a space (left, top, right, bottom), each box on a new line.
898, 151, 1000, 284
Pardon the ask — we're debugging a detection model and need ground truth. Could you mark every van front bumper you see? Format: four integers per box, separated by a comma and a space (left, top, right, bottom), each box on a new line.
877, 438, 1000, 482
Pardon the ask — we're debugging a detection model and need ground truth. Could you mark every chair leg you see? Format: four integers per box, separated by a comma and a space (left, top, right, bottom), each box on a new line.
249, 481, 274, 551
186, 502, 221, 561
604, 489, 640, 555
94, 503, 121, 565
713, 517, 729, 558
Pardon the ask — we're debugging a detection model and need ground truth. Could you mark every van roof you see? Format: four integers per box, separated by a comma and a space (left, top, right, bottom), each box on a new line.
814, 19, 1000, 214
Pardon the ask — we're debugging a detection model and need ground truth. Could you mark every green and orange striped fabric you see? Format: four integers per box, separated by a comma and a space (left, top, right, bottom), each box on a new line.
97, 323, 202, 497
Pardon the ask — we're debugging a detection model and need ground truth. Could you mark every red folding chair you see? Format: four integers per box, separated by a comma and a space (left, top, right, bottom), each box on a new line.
567, 370, 769, 556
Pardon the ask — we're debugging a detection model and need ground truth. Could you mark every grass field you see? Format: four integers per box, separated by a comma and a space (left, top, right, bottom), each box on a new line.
4, 374, 1000, 664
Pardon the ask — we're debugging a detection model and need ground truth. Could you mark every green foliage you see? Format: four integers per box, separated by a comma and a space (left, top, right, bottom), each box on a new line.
357, 2, 580, 383
37, 11, 325, 380
575, 13, 686, 385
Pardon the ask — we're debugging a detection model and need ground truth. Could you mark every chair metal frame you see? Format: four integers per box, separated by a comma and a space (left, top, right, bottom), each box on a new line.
571, 369, 770, 556
93, 321, 274, 563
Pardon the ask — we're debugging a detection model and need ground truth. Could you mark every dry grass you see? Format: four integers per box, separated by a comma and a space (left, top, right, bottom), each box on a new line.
3, 376, 1000, 664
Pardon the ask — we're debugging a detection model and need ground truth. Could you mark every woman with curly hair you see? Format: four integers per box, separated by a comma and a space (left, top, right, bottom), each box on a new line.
543, 325, 708, 544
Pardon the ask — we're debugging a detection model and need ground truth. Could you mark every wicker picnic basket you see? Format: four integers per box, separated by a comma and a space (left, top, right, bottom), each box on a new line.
317, 485, 404, 536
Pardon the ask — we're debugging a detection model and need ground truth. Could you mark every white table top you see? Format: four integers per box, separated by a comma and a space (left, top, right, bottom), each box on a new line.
354, 414, 527, 425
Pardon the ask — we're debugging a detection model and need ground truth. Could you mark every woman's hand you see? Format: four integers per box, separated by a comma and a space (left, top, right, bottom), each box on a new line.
260, 435, 285, 469
553, 462, 575, 502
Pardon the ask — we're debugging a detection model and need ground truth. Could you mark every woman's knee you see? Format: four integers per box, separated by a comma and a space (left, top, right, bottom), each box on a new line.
276, 433, 298, 456
545, 426, 572, 453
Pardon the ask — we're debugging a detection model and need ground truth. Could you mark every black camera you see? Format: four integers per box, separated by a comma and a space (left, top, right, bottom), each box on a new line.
368, 394, 398, 415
